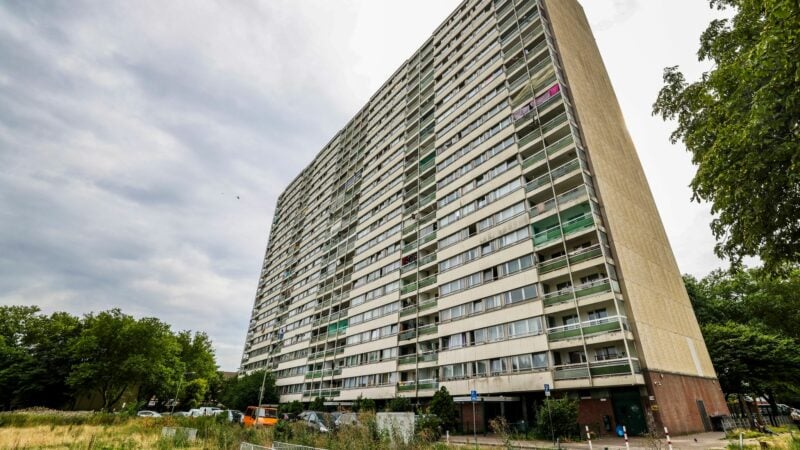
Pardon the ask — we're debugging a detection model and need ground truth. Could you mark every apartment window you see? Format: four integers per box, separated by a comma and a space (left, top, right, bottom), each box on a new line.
587, 308, 608, 322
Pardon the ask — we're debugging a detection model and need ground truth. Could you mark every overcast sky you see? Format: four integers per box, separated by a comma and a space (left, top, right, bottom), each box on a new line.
0, 1, 727, 371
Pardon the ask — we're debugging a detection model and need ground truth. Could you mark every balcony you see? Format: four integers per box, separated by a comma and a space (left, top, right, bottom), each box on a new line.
400, 281, 417, 295
589, 359, 636, 377
399, 329, 417, 341
420, 192, 436, 207
418, 275, 437, 290
553, 363, 589, 380
397, 379, 438, 392
302, 389, 340, 399
546, 316, 625, 341
398, 354, 417, 365
305, 368, 342, 379
418, 253, 437, 268
417, 323, 438, 336
419, 158, 435, 173
522, 149, 546, 169
537, 244, 603, 275
530, 185, 591, 219
532, 212, 595, 246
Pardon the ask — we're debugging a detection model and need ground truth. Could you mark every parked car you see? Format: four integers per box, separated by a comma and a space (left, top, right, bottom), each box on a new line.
136, 410, 162, 418
214, 409, 243, 423
172, 411, 190, 417
298, 411, 334, 433
187, 407, 222, 417
242, 406, 278, 427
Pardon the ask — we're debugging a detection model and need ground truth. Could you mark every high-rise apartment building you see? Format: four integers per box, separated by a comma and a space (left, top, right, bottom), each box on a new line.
241, 0, 728, 435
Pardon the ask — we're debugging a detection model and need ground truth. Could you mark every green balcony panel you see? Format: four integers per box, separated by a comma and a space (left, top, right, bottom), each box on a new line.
574, 281, 612, 298
553, 366, 590, 380
399, 330, 416, 340
546, 134, 574, 155
398, 355, 417, 365
533, 227, 562, 246
590, 363, 632, 376
523, 150, 546, 169
400, 282, 417, 294
538, 257, 569, 274
582, 320, 621, 336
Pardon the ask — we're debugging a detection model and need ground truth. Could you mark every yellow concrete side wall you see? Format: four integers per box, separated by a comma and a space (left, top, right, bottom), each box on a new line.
542, 0, 716, 378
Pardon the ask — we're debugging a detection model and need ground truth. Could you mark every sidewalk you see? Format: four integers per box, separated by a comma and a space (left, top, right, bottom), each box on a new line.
444, 431, 730, 449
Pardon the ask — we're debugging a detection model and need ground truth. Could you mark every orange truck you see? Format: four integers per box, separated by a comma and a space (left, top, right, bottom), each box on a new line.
242, 405, 278, 427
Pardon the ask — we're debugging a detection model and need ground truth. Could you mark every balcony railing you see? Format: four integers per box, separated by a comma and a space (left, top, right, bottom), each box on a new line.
418, 275, 437, 289
532, 212, 595, 246
397, 379, 438, 391
553, 363, 590, 380
546, 315, 626, 341
400, 281, 417, 295
418, 323, 438, 335
537, 244, 603, 275
543, 277, 616, 306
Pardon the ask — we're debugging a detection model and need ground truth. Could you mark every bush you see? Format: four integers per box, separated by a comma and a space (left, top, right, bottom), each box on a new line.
427, 387, 457, 432
352, 394, 376, 412
416, 414, 442, 442
309, 396, 325, 411
279, 400, 304, 416
535, 397, 579, 440
385, 396, 412, 412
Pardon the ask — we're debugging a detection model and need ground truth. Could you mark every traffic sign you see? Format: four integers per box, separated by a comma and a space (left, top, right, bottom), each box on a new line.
544, 383, 551, 397
470, 389, 478, 401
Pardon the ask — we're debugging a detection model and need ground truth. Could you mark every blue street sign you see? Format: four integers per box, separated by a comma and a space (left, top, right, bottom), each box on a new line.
470, 389, 478, 401
544, 383, 551, 396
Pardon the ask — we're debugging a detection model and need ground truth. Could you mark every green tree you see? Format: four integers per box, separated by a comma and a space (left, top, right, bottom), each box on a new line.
535, 398, 579, 440
427, 387, 458, 432
352, 394, 375, 413
653, 0, 800, 271
308, 396, 325, 411
181, 378, 209, 409
66, 309, 182, 411
0, 307, 82, 410
219, 370, 277, 411
280, 400, 304, 415
685, 267, 800, 412
385, 396, 412, 412
703, 322, 800, 398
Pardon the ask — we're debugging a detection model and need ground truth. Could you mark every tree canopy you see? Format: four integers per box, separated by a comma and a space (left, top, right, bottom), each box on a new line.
0, 306, 221, 412
653, 0, 800, 271
686, 266, 800, 405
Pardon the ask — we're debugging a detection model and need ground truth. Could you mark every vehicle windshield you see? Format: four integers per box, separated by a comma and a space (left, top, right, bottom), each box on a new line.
258, 407, 278, 418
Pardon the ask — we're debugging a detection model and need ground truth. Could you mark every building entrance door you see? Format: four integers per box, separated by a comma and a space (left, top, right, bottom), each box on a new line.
612, 390, 647, 435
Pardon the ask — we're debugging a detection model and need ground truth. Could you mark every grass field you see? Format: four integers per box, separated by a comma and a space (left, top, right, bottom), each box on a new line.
0, 411, 273, 450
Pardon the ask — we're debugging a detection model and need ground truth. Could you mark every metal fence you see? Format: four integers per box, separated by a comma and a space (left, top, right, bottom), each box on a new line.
239, 443, 270, 450
721, 415, 794, 431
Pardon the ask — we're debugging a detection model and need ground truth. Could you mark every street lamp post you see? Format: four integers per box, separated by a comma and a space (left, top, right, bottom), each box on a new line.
171, 371, 195, 414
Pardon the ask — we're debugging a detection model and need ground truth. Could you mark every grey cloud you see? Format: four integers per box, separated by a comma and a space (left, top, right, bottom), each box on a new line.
0, 0, 363, 370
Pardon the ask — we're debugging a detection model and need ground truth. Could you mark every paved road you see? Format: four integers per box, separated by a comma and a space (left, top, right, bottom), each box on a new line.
444, 431, 730, 449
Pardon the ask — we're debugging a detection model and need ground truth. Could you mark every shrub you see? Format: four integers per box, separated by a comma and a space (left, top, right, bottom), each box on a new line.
352, 394, 376, 413
309, 396, 325, 411
386, 396, 412, 412
535, 397, 579, 440
427, 387, 457, 432
416, 414, 442, 442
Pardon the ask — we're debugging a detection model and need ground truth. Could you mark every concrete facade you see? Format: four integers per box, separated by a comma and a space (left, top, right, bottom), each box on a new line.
240, 0, 726, 435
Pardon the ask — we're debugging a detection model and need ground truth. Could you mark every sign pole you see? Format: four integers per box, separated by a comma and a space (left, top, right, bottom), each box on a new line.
470, 389, 478, 449
472, 401, 477, 449
544, 384, 554, 446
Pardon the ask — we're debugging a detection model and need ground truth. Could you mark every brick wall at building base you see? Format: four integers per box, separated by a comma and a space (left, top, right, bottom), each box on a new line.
644, 370, 729, 435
